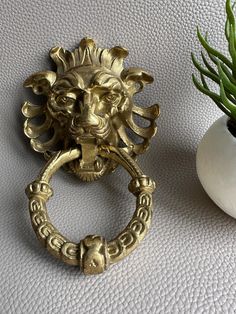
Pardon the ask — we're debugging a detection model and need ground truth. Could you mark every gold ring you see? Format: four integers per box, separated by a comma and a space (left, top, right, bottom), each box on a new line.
26, 146, 155, 275
22, 38, 159, 275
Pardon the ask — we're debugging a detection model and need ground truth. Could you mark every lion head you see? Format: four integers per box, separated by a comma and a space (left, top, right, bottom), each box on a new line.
22, 38, 159, 181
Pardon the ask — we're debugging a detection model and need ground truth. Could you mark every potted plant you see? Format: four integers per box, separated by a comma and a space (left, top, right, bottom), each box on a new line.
192, 0, 236, 218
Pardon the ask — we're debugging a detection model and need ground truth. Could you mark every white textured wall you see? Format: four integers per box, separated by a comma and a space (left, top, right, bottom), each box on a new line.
1, 1, 235, 313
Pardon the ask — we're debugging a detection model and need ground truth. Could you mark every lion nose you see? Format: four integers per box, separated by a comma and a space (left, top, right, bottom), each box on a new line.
74, 108, 100, 128
75, 92, 100, 127
79, 110, 100, 127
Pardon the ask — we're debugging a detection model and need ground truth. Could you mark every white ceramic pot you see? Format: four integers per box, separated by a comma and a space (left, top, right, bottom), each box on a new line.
197, 115, 236, 218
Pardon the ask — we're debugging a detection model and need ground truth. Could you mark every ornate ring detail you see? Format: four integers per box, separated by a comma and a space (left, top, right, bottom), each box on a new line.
25, 146, 156, 275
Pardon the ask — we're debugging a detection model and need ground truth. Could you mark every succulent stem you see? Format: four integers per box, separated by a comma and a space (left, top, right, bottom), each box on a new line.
192, 0, 236, 124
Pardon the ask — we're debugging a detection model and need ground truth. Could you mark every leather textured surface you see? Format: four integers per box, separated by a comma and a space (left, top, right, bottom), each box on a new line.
1, 0, 236, 313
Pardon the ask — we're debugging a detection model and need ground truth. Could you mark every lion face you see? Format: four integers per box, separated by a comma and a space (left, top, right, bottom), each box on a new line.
22, 38, 159, 181
47, 66, 130, 148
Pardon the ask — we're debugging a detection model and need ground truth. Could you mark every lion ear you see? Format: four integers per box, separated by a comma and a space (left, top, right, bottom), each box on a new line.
24, 71, 57, 95
121, 67, 154, 94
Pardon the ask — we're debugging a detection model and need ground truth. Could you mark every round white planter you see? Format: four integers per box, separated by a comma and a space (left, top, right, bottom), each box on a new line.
197, 115, 236, 218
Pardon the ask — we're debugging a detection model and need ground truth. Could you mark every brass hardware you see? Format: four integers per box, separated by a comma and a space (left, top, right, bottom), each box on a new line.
23, 38, 159, 274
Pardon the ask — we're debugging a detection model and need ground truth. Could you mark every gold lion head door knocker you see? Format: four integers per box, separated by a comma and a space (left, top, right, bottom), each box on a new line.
23, 38, 159, 275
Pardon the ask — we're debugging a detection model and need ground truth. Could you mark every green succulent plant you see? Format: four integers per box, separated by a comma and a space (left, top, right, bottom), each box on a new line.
192, 0, 236, 132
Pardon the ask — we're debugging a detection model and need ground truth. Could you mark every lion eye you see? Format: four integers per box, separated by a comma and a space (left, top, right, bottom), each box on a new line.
61, 96, 68, 102
102, 93, 119, 103
56, 95, 75, 107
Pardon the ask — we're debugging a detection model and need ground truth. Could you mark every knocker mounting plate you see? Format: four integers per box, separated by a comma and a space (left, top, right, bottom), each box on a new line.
23, 38, 159, 274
